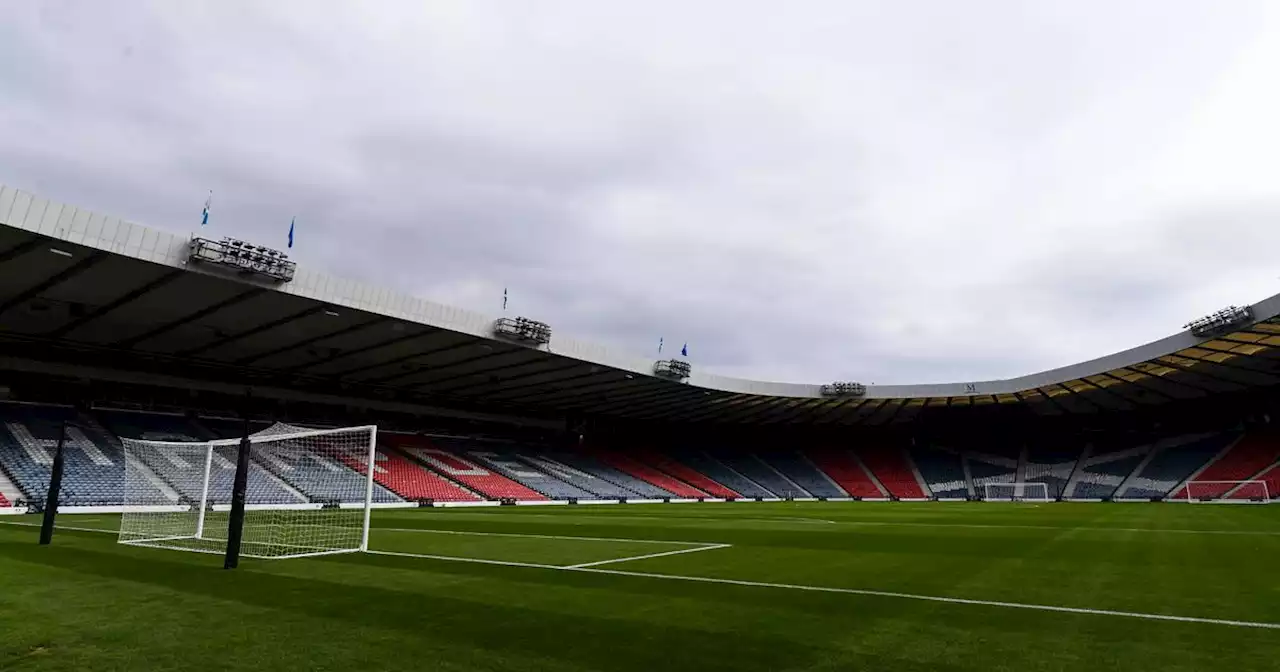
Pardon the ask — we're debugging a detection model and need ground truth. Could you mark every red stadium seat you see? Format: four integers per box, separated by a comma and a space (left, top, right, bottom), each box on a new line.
634, 450, 739, 498
597, 451, 706, 498
859, 447, 927, 498
804, 449, 882, 498
0, 493, 8, 507
1170, 429, 1280, 500
363, 445, 482, 502
382, 436, 547, 501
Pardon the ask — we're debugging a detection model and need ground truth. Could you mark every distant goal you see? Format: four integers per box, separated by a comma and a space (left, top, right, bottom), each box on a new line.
118, 423, 378, 560
1180, 480, 1272, 503
981, 482, 1051, 502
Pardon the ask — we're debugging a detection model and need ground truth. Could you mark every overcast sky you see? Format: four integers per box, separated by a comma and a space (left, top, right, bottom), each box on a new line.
3, 1, 1280, 385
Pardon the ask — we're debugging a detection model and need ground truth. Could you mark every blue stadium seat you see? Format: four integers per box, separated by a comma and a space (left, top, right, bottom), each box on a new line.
546, 452, 674, 498
910, 446, 968, 497
0, 405, 139, 506
1117, 433, 1237, 498
675, 452, 774, 498
466, 448, 596, 500
758, 451, 844, 498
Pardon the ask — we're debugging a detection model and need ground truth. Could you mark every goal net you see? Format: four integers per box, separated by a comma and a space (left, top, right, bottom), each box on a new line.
982, 482, 1051, 502
118, 423, 378, 559
1181, 480, 1271, 503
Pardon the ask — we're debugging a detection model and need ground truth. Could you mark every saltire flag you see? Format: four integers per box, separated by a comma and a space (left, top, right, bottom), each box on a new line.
288, 217, 295, 249
503, 287, 508, 311
201, 191, 212, 227
681, 343, 688, 357
658, 337, 664, 353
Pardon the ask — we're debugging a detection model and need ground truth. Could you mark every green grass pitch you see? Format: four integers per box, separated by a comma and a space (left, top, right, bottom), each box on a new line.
2, 502, 1279, 671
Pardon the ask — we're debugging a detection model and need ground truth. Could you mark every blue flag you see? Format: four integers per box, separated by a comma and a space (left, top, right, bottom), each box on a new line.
288, 217, 295, 249
681, 343, 688, 357
201, 191, 212, 228
658, 337, 664, 354
503, 287, 508, 311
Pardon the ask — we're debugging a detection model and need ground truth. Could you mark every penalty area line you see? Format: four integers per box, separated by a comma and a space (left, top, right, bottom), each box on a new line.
565, 543, 733, 569
375, 526, 719, 546
364, 548, 1280, 631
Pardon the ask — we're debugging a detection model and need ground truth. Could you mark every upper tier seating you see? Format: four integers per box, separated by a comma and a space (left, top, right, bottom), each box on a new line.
858, 447, 926, 498
1118, 433, 1238, 498
596, 451, 706, 498
356, 441, 480, 502
634, 451, 739, 498
548, 452, 673, 498
0, 405, 144, 506
466, 448, 596, 500
801, 449, 881, 498
517, 453, 638, 498
386, 437, 545, 500
676, 452, 774, 498
761, 451, 847, 498
1170, 429, 1280, 500
910, 445, 968, 497
710, 452, 803, 497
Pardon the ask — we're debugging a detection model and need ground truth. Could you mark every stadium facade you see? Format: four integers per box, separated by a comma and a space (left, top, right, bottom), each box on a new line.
0, 184, 1278, 511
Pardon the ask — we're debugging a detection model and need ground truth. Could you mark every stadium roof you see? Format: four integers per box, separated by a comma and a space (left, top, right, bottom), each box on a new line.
2, 184, 1280, 426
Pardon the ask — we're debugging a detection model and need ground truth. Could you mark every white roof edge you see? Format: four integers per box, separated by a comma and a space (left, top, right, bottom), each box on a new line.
1, 184, 1273, 402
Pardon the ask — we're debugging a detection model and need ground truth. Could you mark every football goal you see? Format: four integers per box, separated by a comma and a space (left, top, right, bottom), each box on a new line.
981, 482, 1051, 502
1181, 480, 1271, 503
118, 423, 378, 560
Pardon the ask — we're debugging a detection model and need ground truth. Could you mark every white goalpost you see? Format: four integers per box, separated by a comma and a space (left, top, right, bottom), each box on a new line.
1181, 480, 1271, 503
118, 423, 378, 560
981, 482, 1051, 502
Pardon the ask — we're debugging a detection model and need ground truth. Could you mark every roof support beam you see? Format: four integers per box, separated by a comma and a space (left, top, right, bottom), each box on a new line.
283, 329, 433, 373
349, 340, 481, 382
177, 304, 328, 357
113, 287, 267, 349
0, 251, 106, 317
406, 351, 539, 390
0, 237, 44, 265
234, 317, 389, 365
46, 269, 185, 339
445, 362, 593, 397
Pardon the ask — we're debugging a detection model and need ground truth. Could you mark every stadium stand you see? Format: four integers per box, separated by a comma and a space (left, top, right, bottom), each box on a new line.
634, 450, 740, 498
138, 443, 303, 506
467, 447, 597, 500
1168, 428, 1280, 500
1065, 439, 1150, 499
595, 451, 707, 498
0, 404, 134, 506
359, 442, 481, 502
382, 436, 546, 501
517, 453, 637, 498
253, 441, 402, 504
711, 451, 807, 497
678, 452, 776, 498
1023, 444, 1082, 499
858, 447, 927, 498
1252, 462, 1280, 501
910, 445, 969, 497
96, 410, 209, 442
802, 449, 882, 498
965, 450, 1019, 497
547, 452, 674, 498
1117, 432, 1239, 498
0, 493, 8, 507
760, 450, 846, 498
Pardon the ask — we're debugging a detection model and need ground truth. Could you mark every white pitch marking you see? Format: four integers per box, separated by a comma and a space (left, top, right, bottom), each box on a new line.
375, 526, 718, 546
565, 543, 732, 569
834, 521, 1280, 536
366, 547, 1280, 630
0, 520, 113, 534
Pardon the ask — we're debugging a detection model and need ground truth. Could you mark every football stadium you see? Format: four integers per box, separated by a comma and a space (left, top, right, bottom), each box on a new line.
0, 184, 1278, 671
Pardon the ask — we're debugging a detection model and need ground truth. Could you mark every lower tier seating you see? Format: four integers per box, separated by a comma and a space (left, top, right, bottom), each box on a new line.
549, 452, 673, 498
385, 437, 546, 500
635, 451, 740, 498
360, 443, 480, 502
762, 451, 846, 498
596, 451, 706, 498
1170, 429, 1280, 500
518, 453, 638, 498
710, 452, 799, 497
0, 493, 9, 507
802, 449, 881, 498
1024, 445, 1081, 499
858, 448, 926, 498
254, 442, 401, 504
134, 444, 305, 506
910, 446, 968, 497
1118, 433, 1238, 498
467, 448, 596, 500
677, 452, 775, 498
0, 406, 144, 506
1065, 443, 1150, 498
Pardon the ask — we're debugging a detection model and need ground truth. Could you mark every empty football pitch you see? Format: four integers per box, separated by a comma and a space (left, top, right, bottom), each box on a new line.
2, 502, 1278, 671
